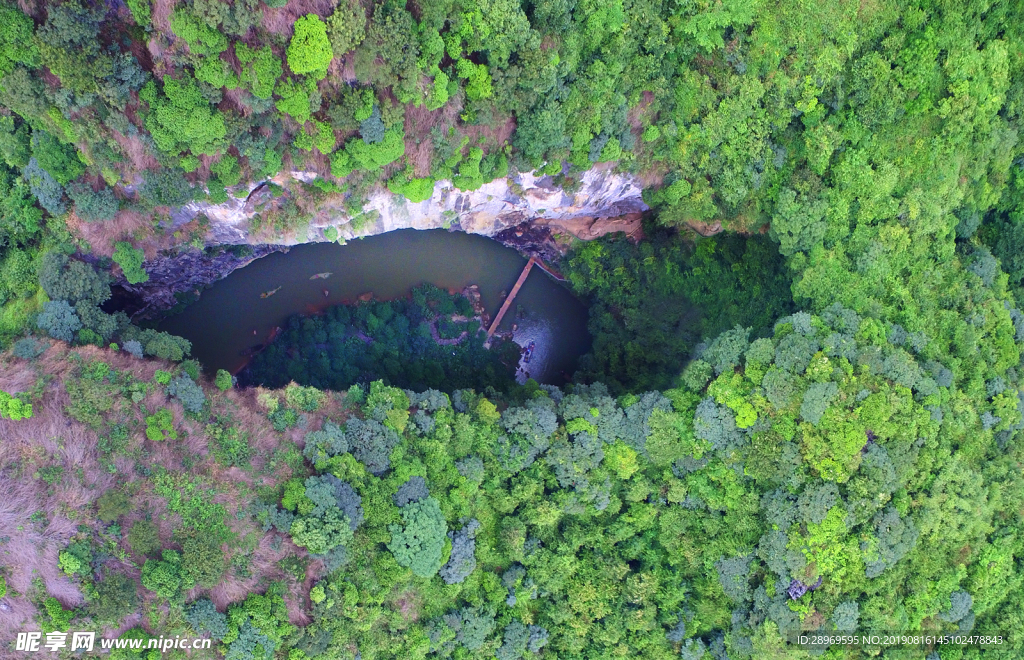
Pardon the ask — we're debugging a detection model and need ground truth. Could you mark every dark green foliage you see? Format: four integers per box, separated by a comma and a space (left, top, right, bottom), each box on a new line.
90, 572, 139, 625
126, 519, 160, 557
167, 373, 205, 413
387, 495, 447, 578
181, 532, 225, 589
325, 0, 366, 57
36, 300, 81, 341
66, 182, 118, 222
30, 130, 84, 185
23, 158, 65, 215
222, 588, 294, 660
241, 285, 519, 394
186, 598, 228, 640
565, 232, 793, 392
138, 168, 194, 207
393, 475, 428, 507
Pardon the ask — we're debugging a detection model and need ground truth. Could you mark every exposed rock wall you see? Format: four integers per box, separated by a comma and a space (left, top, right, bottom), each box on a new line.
130, 166, 647, 316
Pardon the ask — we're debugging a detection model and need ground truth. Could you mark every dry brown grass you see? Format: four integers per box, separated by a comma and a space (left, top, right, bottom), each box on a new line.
150, 0, 177, 34
66, 208, 157, 259
262, 0, 336, 37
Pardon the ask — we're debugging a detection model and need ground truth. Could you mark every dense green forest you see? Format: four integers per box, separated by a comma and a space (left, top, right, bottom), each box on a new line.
1, 0, 1024, 658
241, 284, 523, 392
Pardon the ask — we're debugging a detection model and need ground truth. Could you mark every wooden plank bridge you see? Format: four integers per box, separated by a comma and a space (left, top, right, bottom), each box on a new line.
486, 257, 535, 340
483, 256, 565, 346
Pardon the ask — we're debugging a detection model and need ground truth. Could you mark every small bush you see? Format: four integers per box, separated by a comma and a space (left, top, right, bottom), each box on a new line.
127, 519, 161, 557
145, 408, 177, 441
167, 373, 206, 414
42, 597, 74, 633
186, 598, 228, 640
285, 382, 326, 411
58, 541, 93, 577
112, 242, 149, 284
13, 337, 47, 359
141, 550, 183, 599
215, 369, 233, 391
90, 572, 139, 625
97, 489, 132, 522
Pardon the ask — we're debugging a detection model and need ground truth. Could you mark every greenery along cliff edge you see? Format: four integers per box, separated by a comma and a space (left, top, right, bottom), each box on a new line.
2, 0, 1024, 658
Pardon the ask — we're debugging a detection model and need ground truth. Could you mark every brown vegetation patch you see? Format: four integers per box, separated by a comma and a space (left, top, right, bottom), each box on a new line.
460, 114, 517, 152
66, 208, 156, 259
262, 0, 336, 37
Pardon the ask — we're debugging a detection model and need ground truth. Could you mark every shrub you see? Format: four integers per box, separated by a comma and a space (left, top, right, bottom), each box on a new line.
112, 242, 149, 284
67, 182, 118, 222
23, 158, 65, 215
215, 369, 233, 391
42, 597, 74, 633
325, 1, 366, 56
123, 340, 143, 358
0, 390, 32, 420
387, 496, 447, 578
206, 422, 251, 467
141, 550, 183, 599
167, 373, 206, 414
90, 572, 139, 625
97, 489, 132, 522
13, 338, 47, 359
127, 519, 161, 557
181, 533, 224, 589
145, 408, 177, 441
0, 575, 6, 598
58, 541, 93, 576
285, 382, 326, 412
186, 598, 228, 640
287, 15, 333, 77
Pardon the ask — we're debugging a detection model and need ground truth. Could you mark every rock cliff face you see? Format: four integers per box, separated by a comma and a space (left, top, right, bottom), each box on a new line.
129, 166, 647, 315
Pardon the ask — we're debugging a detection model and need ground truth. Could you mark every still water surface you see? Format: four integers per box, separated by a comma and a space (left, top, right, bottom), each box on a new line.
157, 230, 591, 385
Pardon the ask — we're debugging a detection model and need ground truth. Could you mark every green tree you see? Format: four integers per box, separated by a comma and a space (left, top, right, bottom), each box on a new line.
112, 242, 149, 284
287, 15, 333, 77
387, 496, 448, 578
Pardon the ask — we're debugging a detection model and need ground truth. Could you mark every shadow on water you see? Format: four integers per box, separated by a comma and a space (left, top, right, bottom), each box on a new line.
156, 230, 591, 386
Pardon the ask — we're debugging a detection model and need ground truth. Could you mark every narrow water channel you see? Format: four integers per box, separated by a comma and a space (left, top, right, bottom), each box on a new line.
156, 230, 591, 385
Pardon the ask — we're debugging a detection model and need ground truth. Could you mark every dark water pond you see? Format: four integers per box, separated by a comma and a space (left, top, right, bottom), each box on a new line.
156, 230, 591, 385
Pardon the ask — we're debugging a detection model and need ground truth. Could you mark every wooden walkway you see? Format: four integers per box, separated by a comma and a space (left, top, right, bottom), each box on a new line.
486, 257, 536, 339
